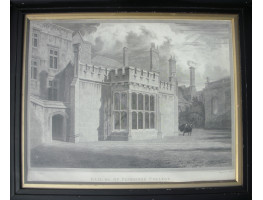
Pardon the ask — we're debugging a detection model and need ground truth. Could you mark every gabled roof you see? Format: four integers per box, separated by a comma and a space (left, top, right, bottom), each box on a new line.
92, 55, 122, 69
72, 31, 91, 45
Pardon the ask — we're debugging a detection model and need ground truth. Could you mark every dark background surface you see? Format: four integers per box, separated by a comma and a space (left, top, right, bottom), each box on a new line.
10, 0, 252, 199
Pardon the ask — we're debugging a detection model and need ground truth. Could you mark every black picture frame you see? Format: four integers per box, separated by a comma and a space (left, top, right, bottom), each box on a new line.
10, 0, 252, 199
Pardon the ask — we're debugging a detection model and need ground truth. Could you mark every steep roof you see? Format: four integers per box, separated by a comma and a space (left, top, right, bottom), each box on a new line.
92, 55, 122, 69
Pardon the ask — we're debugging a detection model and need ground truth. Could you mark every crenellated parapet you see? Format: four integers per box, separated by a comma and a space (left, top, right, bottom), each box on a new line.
129, 67, 160, 88
106, 66, 160, 87
78, 63, 110, 83
159, 81, 174, 94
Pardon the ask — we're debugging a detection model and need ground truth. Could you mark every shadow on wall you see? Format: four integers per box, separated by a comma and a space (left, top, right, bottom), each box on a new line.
39, 70, 48, 100
29, 105, 43, 148
54, 62, 74, 102
98, 76, 111, 141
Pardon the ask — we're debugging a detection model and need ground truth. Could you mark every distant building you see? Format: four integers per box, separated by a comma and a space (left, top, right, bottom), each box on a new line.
28, 22, 179, 145
203, 77, 231, 129
178, 65, 231, 130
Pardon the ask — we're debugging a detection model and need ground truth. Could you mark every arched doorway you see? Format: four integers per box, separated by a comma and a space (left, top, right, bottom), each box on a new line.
52, 114, 64, 141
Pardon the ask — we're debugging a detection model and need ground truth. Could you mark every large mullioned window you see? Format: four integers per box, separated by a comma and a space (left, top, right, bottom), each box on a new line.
114, 92, 127, 130
131, 93, 155, 130
48, 80, 58, 101
32, 30, 39, 48
31, 59, 38, 80
49, 48, 58, 69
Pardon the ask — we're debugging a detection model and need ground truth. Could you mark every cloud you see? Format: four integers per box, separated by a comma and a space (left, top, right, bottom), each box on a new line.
60, 21, 232, 90
55, 22, 100, 36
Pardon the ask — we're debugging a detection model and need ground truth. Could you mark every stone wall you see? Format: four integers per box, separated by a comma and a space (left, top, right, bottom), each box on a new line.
29, 96, 69, 147
29, 22, 74, 99
76, 80, 110, 142
159, 93, 178, 137
203, 77, 231, 129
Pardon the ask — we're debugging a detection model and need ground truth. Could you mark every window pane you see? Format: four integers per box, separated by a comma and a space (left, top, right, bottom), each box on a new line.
114, 112, 120, 129
121, 93, 127, 110
145, 112, 149, 129
54, 57, 57, 69
50, 56, 53, 68
121, 112, 127, 129
145, 95, 149, 111
150, 95, 155, 111
33, 68, 37, 79
53, 89, 57, 101
50, 50, 53, 54
114, 93, 120, 110
132, 112, 137, 129
138, 94, 143, 110
33, 38, 37, 47
48, 88, 52, 100
49, 81, 52, 87
150, 113, 155, 128
54, 51, 58, 55
34, 33, 37, 38
138, 112, 143, 129
132, 93, 137, 110
31, 67, 33, 79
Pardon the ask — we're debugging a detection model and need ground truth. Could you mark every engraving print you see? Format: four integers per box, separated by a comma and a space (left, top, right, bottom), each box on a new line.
25, 19, 235, 184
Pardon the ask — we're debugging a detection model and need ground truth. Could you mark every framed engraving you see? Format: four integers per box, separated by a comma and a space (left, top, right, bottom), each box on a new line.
11, 1, 251, 199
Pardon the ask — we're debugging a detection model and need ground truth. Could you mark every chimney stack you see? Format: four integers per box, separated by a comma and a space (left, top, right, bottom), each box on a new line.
150, 43, 160, 73
73, 43, 81, 77
169, 55, 176, 82
123, 47, 128, 66
205, 77, 210, 87
189, 67, 195, 88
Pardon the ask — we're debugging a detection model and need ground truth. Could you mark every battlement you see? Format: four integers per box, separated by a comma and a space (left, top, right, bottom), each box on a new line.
79, 63, 109, 82
106, 66, 160, 87
159, 81, 174, 94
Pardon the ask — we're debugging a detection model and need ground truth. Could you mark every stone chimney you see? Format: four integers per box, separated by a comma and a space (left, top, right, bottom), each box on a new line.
189, 66, 196, 100
73, 43, 81, 77
169, 55, 176, 82
123, 47, 128, 66
150, 43, 160, 73
205, 77, 210, 87
189, 67, 195, 88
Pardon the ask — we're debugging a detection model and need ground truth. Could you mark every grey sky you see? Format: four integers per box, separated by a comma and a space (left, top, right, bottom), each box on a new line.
55, 20, 232, 90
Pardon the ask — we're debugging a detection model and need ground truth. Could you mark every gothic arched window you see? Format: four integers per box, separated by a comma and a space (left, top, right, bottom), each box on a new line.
150, 95, 155, 111
132, 112, 137, 129
145, 112, 149, 129
114, 93, 120, 110
132, 93, 137, 110
114, 112, 120, 129
150, 113, 155, 128
138, 112, 143, 129
138, 93, 144, 110
113, 92, 127, 130
121, 111, 127, 129
145, 94, 149, 111
121, 93, 127, 110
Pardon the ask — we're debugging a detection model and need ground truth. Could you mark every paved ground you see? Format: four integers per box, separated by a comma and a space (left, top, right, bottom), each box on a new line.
31, 129, 232, 168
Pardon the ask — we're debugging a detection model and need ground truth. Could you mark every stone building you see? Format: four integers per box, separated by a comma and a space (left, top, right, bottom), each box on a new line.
178, 66, 231, 130
203, 77, 231, 129
27, 22, 179, 145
